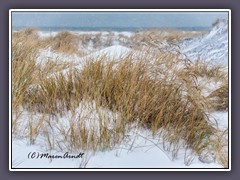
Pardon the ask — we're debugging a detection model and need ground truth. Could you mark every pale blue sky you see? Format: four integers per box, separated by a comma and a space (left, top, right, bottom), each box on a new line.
12, 11, 228, 28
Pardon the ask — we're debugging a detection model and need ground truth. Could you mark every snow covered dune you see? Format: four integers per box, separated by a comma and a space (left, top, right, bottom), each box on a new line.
180, 19, 228, 65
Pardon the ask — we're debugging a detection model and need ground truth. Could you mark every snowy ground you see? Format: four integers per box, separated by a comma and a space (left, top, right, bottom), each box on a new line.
11, 21, 229, 169
12, 131, 223, 168
12, 104, 226, 168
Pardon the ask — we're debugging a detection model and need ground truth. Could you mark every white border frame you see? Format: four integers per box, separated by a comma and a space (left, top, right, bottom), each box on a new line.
9, 9, 231, 171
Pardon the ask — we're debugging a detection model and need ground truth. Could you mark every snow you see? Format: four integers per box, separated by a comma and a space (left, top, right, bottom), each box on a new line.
36, 48, 81, 66
83, 45, 131, 60
37, 30, 133, 38
12, 122, 223, 168
43, 45, 133, 78
13, 137, 222, 168
12, 100, 225, 169
197, 77, 223, 97
12, 140, 84, 168
38, 31, 58, 38
209, 111, 228, 130
75, 31, 133, 37
180, 19, 228, 66
37, 45, 131, 68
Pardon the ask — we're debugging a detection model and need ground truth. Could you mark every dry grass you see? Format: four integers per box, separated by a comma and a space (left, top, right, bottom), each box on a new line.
12, 27, 205, 55
46, 31, 80, 54
13, 27, 39, 41
11, 28, 228, 167
128, 28, 206, 49
12, 30, 40, 111
187, 59, 227, 79
185, 59, 228, 112
208, 81, 228, 111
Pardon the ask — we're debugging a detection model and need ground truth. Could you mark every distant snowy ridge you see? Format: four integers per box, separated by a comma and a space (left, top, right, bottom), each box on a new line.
37, 45, 131, 67
82, 45, 131, 60
180, 19, 228, 65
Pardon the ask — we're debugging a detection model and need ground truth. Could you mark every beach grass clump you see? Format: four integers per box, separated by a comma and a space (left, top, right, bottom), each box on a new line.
185, 59, 228, 111
208, 81, 228, 111
13, 27, 39, 41
73, 52, 216, 157
12, 31, 39, 111
187, 59, 227, 79
49, 31, 80, 54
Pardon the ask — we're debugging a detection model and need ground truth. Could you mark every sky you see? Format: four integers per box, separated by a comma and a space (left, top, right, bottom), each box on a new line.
12, 11, 228, 28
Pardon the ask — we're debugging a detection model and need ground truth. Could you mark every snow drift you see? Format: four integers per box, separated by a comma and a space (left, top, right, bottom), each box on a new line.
180, 19, 228, 65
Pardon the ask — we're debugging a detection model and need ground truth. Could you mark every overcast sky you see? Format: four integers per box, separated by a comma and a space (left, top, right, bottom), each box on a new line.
12, 11, 228, 28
